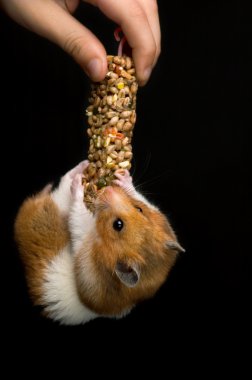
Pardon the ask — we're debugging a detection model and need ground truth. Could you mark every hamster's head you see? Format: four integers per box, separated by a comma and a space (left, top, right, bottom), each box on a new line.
75, 185, 184, 316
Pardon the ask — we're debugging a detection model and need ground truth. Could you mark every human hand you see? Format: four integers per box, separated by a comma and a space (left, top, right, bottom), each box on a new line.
0, 0, 160, 85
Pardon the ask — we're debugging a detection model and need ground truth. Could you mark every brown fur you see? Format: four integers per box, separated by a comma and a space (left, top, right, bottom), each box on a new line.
75, 187, 178, 316
14, 193, 69, 305
15, 183, 180, 320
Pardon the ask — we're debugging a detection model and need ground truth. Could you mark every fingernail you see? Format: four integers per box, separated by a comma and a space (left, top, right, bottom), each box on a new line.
142, 66, 152, 84
86, 58, 102, 81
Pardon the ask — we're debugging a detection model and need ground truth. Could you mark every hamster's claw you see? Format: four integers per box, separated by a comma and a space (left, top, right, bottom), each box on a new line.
71, 173, 84, 201
69, 160, 89, 179
113, 169, 133, 191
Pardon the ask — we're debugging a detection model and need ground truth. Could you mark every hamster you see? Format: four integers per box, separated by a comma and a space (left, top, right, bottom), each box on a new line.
14, 160, 184, 325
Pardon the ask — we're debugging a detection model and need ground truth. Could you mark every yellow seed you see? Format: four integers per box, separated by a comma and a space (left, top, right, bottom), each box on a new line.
117, 82, 125, 90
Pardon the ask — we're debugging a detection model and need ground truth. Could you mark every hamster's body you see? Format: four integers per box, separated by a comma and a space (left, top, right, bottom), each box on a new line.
15, 161, 184, 325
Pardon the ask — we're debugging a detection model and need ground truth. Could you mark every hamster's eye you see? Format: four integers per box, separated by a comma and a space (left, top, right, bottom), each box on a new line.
113, 218, 124, 231
135, 206, 143, 213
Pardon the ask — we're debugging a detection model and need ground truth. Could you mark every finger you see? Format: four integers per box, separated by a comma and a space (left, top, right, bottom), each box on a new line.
138, 0, 161, 66
3, 0, 108, 81
90, 0, 157, 85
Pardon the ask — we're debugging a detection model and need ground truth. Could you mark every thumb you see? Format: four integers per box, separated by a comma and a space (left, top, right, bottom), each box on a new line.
2, 0, 108, 81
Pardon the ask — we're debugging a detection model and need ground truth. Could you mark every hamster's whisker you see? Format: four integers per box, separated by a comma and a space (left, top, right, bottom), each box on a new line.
133, 168, 173, 191
132, 153, 152, 186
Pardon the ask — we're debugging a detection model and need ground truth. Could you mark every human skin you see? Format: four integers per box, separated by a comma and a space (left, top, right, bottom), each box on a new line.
0, 0, 161, 85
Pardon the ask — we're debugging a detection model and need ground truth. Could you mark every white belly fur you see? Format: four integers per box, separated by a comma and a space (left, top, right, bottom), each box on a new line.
42, 244, 97, 325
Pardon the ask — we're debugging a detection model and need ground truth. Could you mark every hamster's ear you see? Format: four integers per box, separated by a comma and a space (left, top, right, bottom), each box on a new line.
165, 240, 185, 253
115, 261, 140, 288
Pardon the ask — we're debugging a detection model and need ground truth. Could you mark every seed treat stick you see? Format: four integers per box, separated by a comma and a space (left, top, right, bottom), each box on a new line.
83, 31, 138, 212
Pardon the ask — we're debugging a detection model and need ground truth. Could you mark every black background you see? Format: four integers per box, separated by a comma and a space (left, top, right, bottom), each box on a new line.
0, 0, 250, 363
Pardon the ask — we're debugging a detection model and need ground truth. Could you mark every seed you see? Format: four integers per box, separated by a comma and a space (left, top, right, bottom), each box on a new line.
107, 71, 118, 79
117, 151, 125, 163
112, 94, 118, 103
86, 105, 94, 112
117, 82, 124, 90
124, 86, 130, 95
125, 56, 132, 70
128, 68, 135, 75
108, 78, 116, 86
121, 69, 132, 80
101, 106, 108, 114
84, 55, 138, 212
115, 139, 122, 150
101, 96, 107, 106
93, 96, 100, 107
106, 95, 113, 105
106, 162, 115, 169
121, 110, 132, 118
119, 160, 130, 169
88, 165, 96, 177
113, 56, 121, 65
130, 111, 136, 123
98, 168, 106, 177
93, 151, 100, 161
88, 116, 93, 126
122, 137, 129, 146
124, 151, 133, 159
124, 144, 132, 152
110, 151, 118, 159
109, 116, 119, 126
100, 152, 107, 162
110, 87, 118, 94
106, 111, 117, 119
123, 97, 131, 107
106, 144, 116, 154
123, 121, 133, 131
130, 83, 138, 94
116, 119, 125, 131
103, 137, 111, 147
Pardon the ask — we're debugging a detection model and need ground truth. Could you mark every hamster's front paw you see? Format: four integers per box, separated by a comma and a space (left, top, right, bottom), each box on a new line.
69, 160, 89, 179
113, 169, 134, 193
71, 173, 84, 201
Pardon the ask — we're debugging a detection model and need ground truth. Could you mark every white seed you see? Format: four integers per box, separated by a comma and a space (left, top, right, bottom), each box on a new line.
106, 144, 116, 154
124, 144, 132, 151
122, 137, 129, 146
106, 95, 113, 105
110, 87, 118, 94
103, 137, 111, 147
112, 94, 118, 103
110, 151, 118, 159
119, 160, 130, 168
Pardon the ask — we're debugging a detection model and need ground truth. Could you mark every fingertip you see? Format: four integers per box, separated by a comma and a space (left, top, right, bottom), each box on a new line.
85, 57, 107, 82
138, 66, 152, 86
